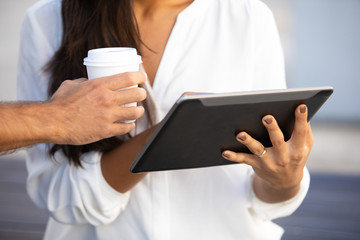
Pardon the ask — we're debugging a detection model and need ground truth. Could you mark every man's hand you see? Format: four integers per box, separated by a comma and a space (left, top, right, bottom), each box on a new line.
47, 72, 147, 145
0, 72, 147, 152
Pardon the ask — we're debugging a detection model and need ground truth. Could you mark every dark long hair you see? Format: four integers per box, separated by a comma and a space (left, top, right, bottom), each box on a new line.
47, 0, 142, 167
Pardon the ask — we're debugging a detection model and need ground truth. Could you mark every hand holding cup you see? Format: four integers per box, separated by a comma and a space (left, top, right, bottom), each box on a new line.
84, 47, 144, 122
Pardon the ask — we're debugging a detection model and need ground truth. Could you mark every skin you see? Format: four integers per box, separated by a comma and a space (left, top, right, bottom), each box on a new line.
222, 104, 314, 203
133, 0, 194, 85
101, 0, 192, 192
0, 72, 147, 152
101, 0, 314, 204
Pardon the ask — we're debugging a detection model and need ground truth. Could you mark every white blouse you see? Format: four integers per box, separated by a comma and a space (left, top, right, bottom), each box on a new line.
17, 0, 310, 239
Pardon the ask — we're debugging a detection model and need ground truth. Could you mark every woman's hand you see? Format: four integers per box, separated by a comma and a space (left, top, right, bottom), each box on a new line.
222, 104, 314, 203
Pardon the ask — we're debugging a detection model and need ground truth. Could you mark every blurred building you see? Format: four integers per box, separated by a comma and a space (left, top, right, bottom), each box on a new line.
0, 0, 38, 101
264, 0, 360, 122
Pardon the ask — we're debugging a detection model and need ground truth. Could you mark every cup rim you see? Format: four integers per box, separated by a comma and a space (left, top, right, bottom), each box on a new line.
83, 47, 141, 66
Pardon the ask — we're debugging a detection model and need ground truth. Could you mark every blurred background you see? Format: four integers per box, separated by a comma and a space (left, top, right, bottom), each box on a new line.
0, 0, 359, 239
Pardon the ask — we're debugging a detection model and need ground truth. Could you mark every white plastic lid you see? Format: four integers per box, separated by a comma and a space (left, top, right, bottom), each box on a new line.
83, 47, 142, 67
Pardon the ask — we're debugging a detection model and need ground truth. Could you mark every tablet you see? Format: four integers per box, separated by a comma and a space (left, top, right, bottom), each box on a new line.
130, 86, 333, 173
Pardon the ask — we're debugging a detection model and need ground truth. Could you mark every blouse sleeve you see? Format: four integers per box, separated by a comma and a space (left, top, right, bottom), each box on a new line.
247, 167, 310, 221
17, 1, 130, 226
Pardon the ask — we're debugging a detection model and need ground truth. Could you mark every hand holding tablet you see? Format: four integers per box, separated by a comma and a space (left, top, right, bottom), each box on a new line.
222, 103, 314, 201
131, 87, 333, 173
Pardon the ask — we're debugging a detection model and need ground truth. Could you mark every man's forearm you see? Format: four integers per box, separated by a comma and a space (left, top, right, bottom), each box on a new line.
0, 102, 57, 151
1, 73, 147, 152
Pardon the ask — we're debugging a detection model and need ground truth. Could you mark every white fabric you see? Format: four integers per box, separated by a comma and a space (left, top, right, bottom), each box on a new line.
17, 0, 310, 239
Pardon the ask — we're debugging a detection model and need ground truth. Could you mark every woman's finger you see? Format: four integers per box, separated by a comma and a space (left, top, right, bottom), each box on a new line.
236, 132, 267, 158
222, 150, 261, 169
222, 131, 269, 169
262, 115, 286, 151
290, 104, 309, 147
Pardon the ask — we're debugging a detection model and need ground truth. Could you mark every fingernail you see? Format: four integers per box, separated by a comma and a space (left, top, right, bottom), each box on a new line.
237, 132, 246, 141
222, 151, 230, 159
264, 116, 273, 125
300, 105, 306, 114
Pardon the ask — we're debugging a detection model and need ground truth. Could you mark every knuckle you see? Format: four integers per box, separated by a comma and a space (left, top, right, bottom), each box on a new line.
265, 164, 278, 174
96, 94, 114, 106
296, 128, 307, 137
126, 122, 136, 130
292, 150, 305, 162
278, 156, 290, 167
136, 106, 145, 117
122, 122, 136, 133
61, 79, 73, 87
115, 122, 135, 135
89, 79, 103, 89
129, 106, 145, 119
83, 80, 101, 93
236, 155, 246, 164
123, 72, 139, 86
229, 152, 245, 163
272, 138, 284, 147
134, 87, 147, 101
74, 77, 87, 83
254, 146, 265, 156
296, 110, 305, 118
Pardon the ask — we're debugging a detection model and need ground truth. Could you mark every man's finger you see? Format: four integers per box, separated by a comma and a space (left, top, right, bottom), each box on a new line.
100, 72, 147, 91
115, 87, 147, 105
108, 122, 136, 137
114, 106, 145, 122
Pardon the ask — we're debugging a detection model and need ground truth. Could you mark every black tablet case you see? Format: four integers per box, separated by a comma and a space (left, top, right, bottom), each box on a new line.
130, 87, 333, 173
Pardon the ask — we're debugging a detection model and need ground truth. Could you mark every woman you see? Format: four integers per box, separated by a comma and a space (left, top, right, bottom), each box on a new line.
18, 0, 312, 239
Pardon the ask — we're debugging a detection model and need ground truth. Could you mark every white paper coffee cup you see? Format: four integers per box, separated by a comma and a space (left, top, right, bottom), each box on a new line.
84, 47, 142, 80
84, 47, 142, 122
